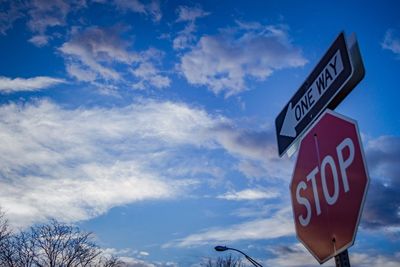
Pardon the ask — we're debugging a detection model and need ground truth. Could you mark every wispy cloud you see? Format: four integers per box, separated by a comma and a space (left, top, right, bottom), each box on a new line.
173, 23, 196, 51
114, 0, 162, 22
131, 62, 171, 89
0, 76, 65, 93
100, 247, 160, 267
165, 207, 293, 247
26, 0, 87, 46
214, 125, 293, 181
27, 0, 70, 32
173, 5, 209, 51
60, 25, 170, 91
382, 29, 400, 58
179, 22, 307, 97
0, 99, 214, 227
164, 133, 400, 248
0, 0, 89, 46
217, 188, 279, 201
60, 25, 139, 81
0, 99, 288, 228
130, 48, 171, 90
214, 125, 275, 160
0, 0, 25, 35
176, 5, 210, 23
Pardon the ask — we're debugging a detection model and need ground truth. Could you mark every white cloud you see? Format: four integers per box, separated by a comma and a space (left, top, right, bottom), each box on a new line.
165, 207, 293, 247
173, 23, 197, 51
29, 34, 51, 46
129, 48, 171, 89
214, 125, 294, 181
0, 161, 192, 226
0, 99, 220, 227
119, 257, 156, 267
237, 160, 269, 179
237, 157, 293, 182
26, 0, 87, 46
230, 204, 279, 218
60, 26, 139, 81
382, 29, 400, 57
0, 97, 293, 228
217, 188, 279, 201
0, 0, 25, 35
131, 61, 171, 89
0, 76, 65, 93
176, 5, 209, 22
0, 0, 87, 45
60, 26, 170, 91
214, 126, 274, 160
179, 23, 307, 97
139, 251, 149, 257
115, 0, 162, 22
27, 0, 69, 33
100, 247, 158, 266
173, 6, 209, 51
66, 63, 97, 82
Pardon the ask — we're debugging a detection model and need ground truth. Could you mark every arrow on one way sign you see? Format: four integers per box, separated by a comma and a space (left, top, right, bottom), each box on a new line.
280, 50, 344, 137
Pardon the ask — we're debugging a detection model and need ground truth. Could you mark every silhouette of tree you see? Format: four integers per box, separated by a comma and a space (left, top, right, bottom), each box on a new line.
203, 255, 244, 267
9, 230, 36, 267
30, 219, 101, 267
0, 209, 11, 244
0, 209, 15, 266
98, 255, 124, 267
0, 211, 122, 267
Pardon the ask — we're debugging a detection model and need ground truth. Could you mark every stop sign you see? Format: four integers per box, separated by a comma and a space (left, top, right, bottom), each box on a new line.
290, 109, 369, 263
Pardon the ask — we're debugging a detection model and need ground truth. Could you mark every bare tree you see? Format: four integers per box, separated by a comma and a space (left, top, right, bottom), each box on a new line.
12, 230, 36, 267
0, 209, 126, 267
0, 209, 14, 266
30, 219, 101, 267
203, 255, 244, 267
97, 255, 124, 267
0, 209, 10, 241
0, 237, 16, 267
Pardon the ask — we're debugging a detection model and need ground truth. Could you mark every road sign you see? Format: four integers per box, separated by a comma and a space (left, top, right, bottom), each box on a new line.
275, 32, 364, 157
290, 110, 369, 264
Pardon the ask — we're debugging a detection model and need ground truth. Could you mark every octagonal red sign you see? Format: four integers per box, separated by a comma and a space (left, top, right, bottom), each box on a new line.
290, 109, 369, 263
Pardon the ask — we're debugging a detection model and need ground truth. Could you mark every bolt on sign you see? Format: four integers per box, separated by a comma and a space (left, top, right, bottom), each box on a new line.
290, 110, 369, 263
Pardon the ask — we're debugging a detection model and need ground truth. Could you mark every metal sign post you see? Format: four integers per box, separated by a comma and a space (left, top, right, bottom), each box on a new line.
335, 250, 351, 267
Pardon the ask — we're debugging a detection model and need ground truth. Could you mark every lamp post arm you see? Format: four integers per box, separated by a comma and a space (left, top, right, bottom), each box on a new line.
245, 255, 263, 267
226, 247, 263, 267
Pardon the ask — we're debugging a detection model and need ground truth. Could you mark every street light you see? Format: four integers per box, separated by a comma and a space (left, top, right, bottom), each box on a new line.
214, 245, 263, 267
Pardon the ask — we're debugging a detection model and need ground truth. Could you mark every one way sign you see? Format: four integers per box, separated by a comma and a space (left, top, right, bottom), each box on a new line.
275, 32, 364, 157
280, 49, 345, 138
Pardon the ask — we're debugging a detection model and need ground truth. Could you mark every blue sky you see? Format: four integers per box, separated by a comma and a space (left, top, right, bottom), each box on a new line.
0, 0, 399, 266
